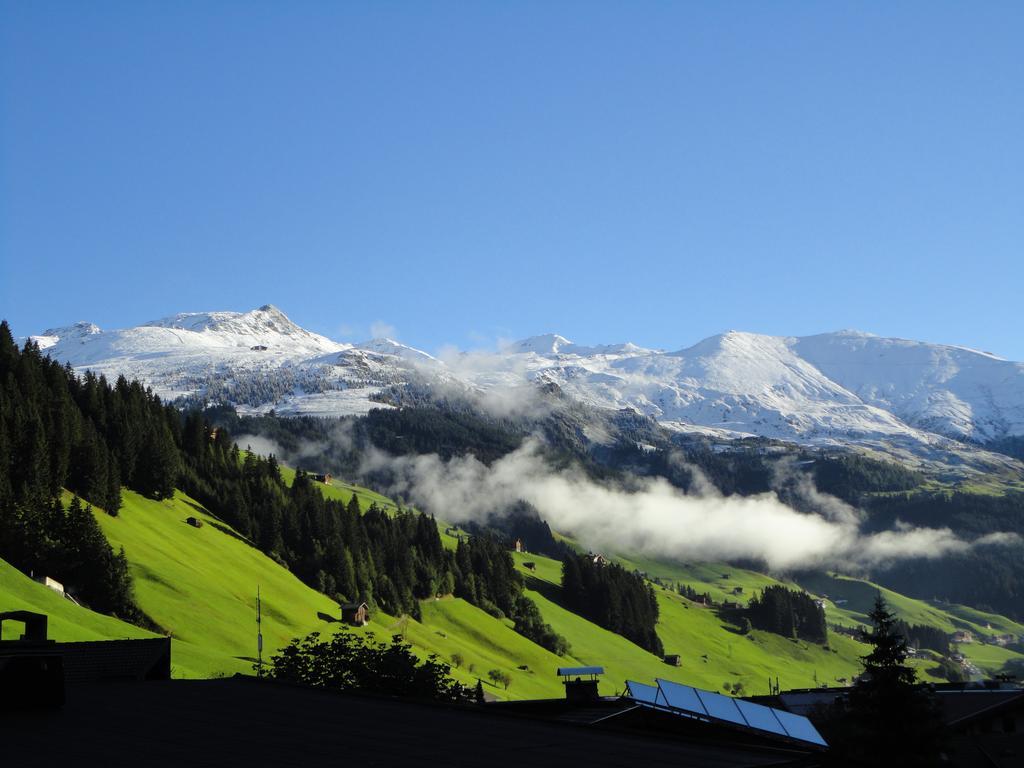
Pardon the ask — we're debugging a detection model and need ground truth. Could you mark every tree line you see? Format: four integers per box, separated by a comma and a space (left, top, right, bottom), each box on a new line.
0, 321, 563, 649
0, 323, 179, 618
452, 534, 569, 655
561, 551, 663, 656
745, 585, 828, 644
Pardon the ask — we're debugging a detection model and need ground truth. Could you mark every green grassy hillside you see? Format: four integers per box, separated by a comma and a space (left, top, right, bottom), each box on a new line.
54, 487, 578, 695
599, 554, 1024, 680
512, 551, 875, 696
275, 463, 400, 512
0, 555, 235, 678
0, 557, 154, 643
8, 467, 1016, 696
81, 489, 348, 678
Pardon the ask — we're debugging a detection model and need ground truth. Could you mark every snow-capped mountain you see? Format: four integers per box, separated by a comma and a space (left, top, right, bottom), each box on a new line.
502, 329, 1024, 445
28, 306, 1024, 464
29, 305, 428, 416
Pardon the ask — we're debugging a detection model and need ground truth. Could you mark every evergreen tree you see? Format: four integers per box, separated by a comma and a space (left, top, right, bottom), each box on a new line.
833, 595, 943, 766
560, 551, 662, 655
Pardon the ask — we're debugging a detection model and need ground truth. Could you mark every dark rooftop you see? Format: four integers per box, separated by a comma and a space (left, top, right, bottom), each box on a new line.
3, 676, 818, 767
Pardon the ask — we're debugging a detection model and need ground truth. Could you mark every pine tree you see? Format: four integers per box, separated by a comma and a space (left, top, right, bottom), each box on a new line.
839, 594, 943, 766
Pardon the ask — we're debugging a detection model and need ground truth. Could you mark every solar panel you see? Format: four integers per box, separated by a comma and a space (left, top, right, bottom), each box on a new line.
772, 708, 829, 747
625, 680, 659, 705
693, 688, 748, 727
635, 678, 828, 748
734, 699, 788, 736
654, 679, 708, 717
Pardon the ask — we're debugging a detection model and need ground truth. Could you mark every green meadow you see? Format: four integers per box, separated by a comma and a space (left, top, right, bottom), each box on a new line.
3, 469, 1020, 696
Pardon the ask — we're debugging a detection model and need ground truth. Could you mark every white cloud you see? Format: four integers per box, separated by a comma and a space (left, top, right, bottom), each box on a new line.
363, 439, 1020, 571
370, 320, 398, 340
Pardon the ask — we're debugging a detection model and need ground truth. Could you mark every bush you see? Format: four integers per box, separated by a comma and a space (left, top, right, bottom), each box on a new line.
263, 629, 472, 703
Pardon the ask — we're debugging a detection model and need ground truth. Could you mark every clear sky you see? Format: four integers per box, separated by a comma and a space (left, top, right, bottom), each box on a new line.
2, 2, 1022, 358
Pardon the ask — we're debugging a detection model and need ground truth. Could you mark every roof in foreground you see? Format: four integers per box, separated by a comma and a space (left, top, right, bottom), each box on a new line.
4, 677, 811, 767
557, 665, 604, 677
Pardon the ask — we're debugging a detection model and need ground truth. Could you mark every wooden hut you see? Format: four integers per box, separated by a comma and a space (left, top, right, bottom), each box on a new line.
341, 602, 369, 626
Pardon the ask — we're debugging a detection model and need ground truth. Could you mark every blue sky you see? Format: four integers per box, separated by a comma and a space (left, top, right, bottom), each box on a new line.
2, 2, 1022, 357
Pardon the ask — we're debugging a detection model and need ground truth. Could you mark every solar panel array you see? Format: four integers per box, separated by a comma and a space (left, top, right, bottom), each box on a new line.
623, 678, 828, 748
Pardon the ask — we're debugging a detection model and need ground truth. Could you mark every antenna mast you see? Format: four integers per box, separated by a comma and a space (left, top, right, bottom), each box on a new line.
257, 585, 263, 678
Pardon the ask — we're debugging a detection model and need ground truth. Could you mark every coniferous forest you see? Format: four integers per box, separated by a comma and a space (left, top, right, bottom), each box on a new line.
745, 585, 828, 644
0, 322, 563, 648
0, 322, 177, 620
560, 551, 663, 656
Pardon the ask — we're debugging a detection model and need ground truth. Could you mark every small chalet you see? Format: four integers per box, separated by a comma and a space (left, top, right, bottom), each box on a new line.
311, 473, 332, 484
341, 602, 369, 626
663, 654, 682, 667
951, 630, 974, 644
514, 538, 523, 553
186, 517, 203, 528
35, 576, 65, 596
589, 552, 609, 566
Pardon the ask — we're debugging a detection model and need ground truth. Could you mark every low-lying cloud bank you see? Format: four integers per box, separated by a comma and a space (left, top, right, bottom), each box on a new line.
363, 440, 1019, 571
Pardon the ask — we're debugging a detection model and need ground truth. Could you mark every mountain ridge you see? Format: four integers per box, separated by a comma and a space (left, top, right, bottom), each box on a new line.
24, 307, 1024, 464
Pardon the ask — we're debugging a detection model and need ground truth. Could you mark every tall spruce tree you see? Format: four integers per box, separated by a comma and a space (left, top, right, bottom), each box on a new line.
836, 595, 943, 766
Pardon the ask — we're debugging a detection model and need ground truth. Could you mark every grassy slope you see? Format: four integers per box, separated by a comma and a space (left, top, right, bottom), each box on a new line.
42, 486, 572, 694
276, 464, 400, 513
11, 461, 1014, 694
513, 551, 875, 697
80, 489, 350, 678
793, 572, 1024, 675
0, 557, 155, 643
607, 556, 1024, 679
283, 472, 1022, 690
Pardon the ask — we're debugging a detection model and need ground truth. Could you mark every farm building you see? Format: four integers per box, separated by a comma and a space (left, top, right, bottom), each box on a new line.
951, 630, 974, 644
186, 517, 203, 528
663, 654, 682, 667
35, 576, 65, 596
310, 473, 332, 484
514, 538, 523, 553
341, 602, 369, 626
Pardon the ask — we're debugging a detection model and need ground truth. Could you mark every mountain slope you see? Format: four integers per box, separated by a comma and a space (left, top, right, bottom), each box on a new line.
29, 307, 1024, 467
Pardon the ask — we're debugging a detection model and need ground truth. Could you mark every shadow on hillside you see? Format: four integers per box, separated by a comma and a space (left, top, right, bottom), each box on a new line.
178, 500, 255, 546
317, 612, 339, 623
523, 574, 565, 608
206, 520, 256, 546
181, 498, 210, 516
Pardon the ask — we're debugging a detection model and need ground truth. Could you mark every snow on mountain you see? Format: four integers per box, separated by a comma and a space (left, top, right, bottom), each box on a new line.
28, 307, 1024, 467
484, 330, 935, 445
508, 334, 576, 355
792, 331, 1024, 442
354, 338, 439, 366
507, 334, 656, 358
